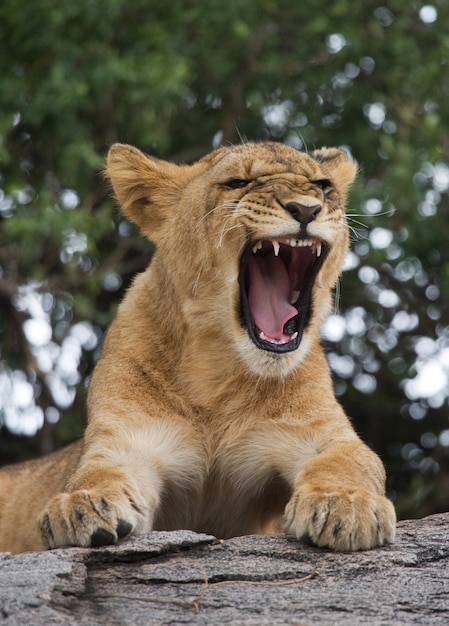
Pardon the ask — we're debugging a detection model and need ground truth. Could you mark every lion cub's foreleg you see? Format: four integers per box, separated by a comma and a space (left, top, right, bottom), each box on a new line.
283, 438, 396, 551
39, 421, 204, 549
39, 466, 153, 549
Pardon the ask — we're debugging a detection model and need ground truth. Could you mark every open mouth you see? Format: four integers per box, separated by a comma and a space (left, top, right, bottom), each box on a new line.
239, 237, 328, 353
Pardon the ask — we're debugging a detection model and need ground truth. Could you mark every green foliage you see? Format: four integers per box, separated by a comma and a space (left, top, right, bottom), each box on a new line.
1, 0, 449, 518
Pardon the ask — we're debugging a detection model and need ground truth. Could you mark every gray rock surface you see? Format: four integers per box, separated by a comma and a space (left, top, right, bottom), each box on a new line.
1, 514, 449, 625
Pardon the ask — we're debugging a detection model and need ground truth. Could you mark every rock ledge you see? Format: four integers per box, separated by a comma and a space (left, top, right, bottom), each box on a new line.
2, 514, 449, 625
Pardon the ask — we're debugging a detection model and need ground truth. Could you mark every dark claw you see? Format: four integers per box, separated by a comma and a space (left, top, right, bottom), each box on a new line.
40, 514, 55, 546
91, 528, 115, 547
116, 519, 133, 539
333, 520, 343, 537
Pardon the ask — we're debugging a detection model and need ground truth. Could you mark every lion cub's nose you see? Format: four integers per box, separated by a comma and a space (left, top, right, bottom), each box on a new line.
285, 202, 322, 224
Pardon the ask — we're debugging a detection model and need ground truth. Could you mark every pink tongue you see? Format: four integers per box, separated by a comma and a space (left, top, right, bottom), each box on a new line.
247, 254, 297, 340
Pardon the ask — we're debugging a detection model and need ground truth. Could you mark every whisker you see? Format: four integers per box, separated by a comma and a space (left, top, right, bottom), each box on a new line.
191, 272, 222, 295
218, 221, 244, 248
346, 216, 369, 229
348, 225, 364, 241
192, 269, 202, 296
236, 127, 248, 145
346, 208, 394, 236
197, 201, 239, 226
333, 280, 341, 314
345, 216, 369, 242
348, 209, 395, 218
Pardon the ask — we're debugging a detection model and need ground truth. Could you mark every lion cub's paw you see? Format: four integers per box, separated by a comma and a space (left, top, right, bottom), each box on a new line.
284, 484, 396, 551
39, 485, 149, 549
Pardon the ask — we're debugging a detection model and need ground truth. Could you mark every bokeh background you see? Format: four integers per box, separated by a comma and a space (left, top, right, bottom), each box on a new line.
1, 0, 448, 519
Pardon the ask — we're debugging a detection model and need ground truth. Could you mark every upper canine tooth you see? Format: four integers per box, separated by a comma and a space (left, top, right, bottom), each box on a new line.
316, 242, 322, 257
272, 240, 280, 256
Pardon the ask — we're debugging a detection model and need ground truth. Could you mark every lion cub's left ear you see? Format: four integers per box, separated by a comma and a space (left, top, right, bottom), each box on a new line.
309, 148, 357, 201
106, 143, 183, 240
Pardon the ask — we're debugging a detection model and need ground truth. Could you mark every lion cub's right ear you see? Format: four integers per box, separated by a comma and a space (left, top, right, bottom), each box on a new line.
106, 143, 183, 240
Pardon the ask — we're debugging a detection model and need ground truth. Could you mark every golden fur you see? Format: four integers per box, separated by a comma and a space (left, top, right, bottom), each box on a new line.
0, 141, 396, 553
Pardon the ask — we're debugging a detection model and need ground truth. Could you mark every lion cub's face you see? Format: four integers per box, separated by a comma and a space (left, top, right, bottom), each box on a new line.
107, 142, 356, 378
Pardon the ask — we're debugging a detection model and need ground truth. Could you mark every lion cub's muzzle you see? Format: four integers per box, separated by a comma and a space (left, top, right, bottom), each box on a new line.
239, 235, 327, 353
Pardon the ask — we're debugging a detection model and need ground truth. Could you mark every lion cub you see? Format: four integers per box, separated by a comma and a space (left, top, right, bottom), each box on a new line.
0, 142, 396, 553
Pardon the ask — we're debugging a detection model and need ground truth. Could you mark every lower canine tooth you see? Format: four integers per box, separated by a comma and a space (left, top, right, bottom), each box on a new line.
290, 332, 298, 340
290, 290, 300, 304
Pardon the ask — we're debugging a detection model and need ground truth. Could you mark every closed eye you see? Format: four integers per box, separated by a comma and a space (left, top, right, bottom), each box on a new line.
223, 178, 250, 189
313, 179, 334, 193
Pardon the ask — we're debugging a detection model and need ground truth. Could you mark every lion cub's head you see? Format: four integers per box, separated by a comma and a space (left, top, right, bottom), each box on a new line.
107, 142, 356, 379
